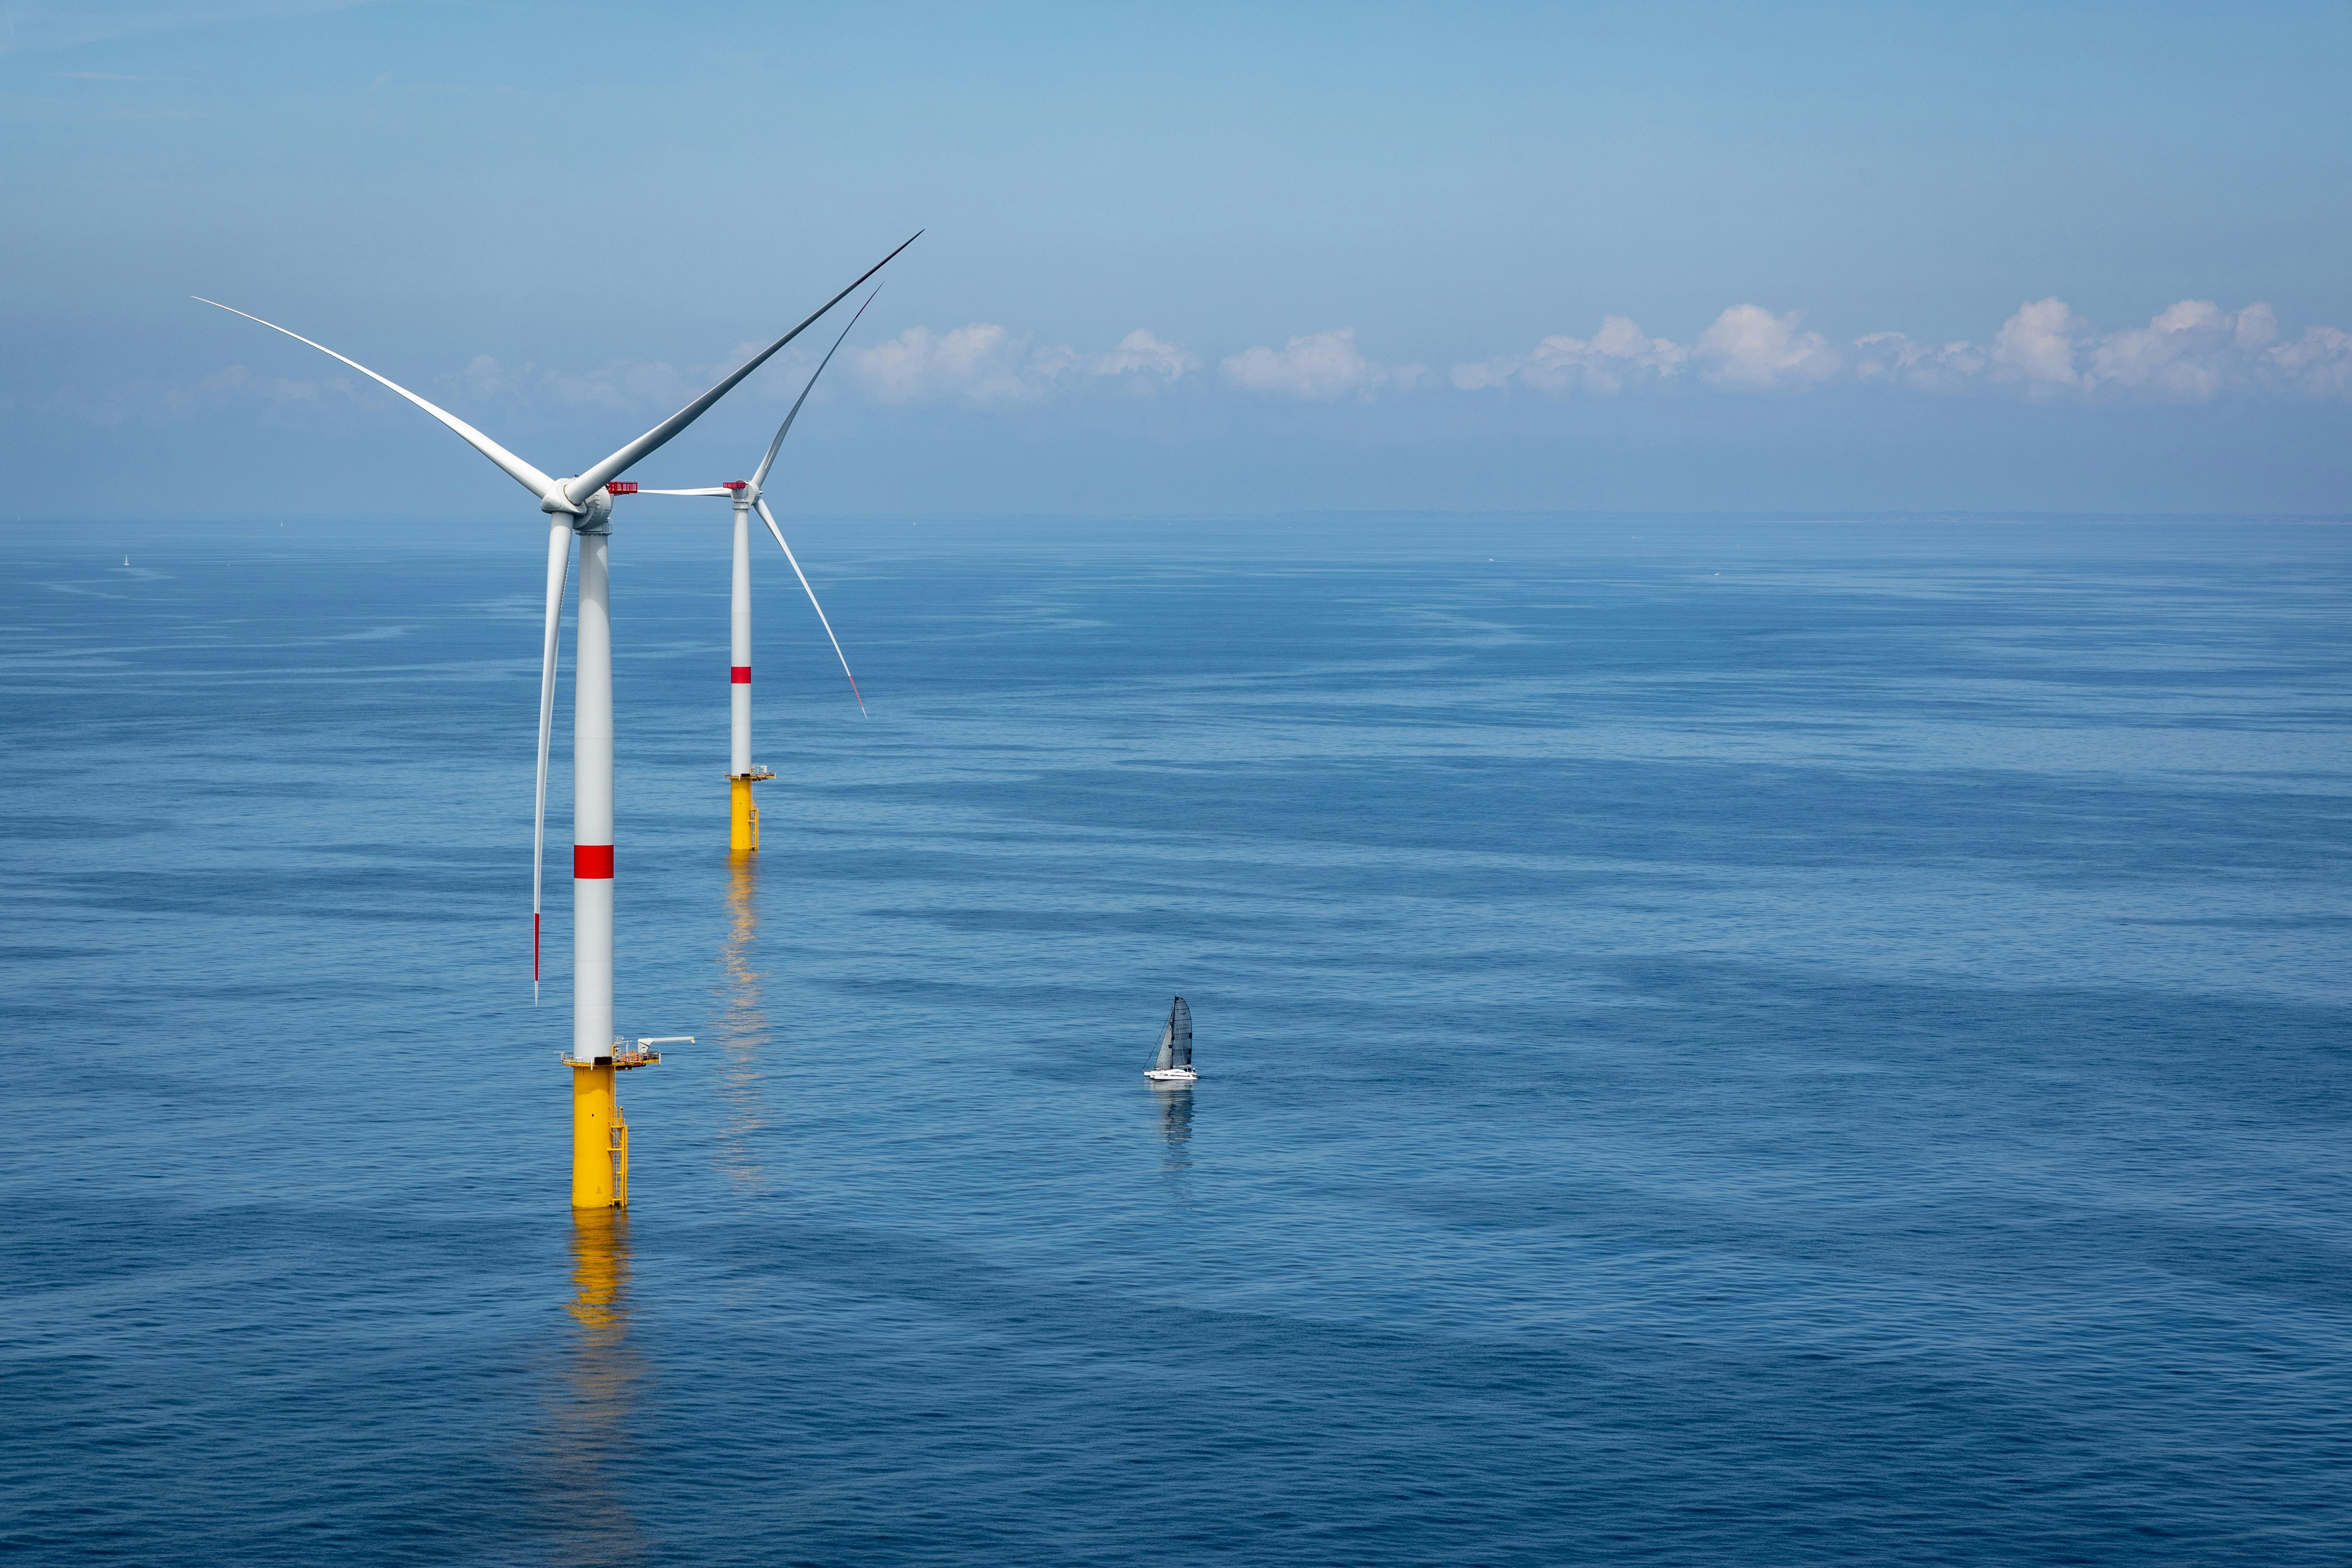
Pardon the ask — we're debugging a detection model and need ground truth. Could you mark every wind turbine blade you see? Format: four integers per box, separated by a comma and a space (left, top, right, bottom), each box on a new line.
533, 519, 573, 1002
193, 297, 565, 505
563, 231, 922, 506
634, 487, 735, 497
752, 285, 881, 491
755, 497, 864, 714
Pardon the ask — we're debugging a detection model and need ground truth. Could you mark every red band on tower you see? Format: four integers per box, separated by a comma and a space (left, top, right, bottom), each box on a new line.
730, 666, 751, 684
573, 845, 614, 879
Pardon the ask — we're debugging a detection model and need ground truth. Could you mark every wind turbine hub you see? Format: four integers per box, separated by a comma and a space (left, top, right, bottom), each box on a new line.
568, 486, 614, 535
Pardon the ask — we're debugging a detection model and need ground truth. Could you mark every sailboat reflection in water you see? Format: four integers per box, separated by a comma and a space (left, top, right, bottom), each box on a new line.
1154, 1078, 1194, 1170
1144, 995, 1197, 1084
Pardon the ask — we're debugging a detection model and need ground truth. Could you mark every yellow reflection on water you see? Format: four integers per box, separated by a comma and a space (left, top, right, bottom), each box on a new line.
566, 1208, 632, 1340
714, 855, 769, 1193
546, 1208, 646, 1564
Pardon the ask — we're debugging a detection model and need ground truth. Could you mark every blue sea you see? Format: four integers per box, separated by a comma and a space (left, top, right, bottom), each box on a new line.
4, 516, 2348, 1566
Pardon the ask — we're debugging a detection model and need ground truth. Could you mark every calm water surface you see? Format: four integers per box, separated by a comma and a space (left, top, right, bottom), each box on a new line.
4, 518, 2348, 1565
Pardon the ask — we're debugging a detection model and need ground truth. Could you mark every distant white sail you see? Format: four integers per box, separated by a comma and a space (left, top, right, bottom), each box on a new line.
1145, 995, 1195, 1080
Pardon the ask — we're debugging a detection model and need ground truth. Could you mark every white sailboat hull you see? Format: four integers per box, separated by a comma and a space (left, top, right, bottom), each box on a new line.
1144, 1067, 1198, 1084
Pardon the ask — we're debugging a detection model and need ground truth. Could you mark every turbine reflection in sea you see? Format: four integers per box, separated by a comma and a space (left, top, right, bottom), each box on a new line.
545, 1210, 644, 1562
713, 856, 771, 1195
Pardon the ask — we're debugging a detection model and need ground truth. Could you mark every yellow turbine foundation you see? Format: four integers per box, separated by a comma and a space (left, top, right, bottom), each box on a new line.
729, 775, 760, 854
570, 1062, 628, 1209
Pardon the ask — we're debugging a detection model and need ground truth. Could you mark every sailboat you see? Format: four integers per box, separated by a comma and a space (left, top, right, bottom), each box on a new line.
1144, 995, 1196, 1084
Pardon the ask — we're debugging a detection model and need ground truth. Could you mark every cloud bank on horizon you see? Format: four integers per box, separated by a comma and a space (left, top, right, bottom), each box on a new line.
195, 295, 2345, 421
1456, 298, 2352, 403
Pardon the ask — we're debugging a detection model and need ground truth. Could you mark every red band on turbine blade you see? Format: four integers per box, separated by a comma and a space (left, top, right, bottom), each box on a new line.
573, 845, 614, 879
730, 666, 751, 684
533, 912, 540, 981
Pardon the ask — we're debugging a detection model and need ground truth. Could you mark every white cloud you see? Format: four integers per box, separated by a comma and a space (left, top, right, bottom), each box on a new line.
446, 354, 528, 400
1092, 329, 1197, 384
540, 358, 698, 412
853, 324, 1043, 406
1453, 295, 2352, 405
197, 362, 348, 403
1692, 305, 1842, 391
1851, 332, 1986, 393
1987, 297, 2086, 391
2233, 302, 2281, 351
1221, 328, 1423, 400
2267, 323, 2352, 398
1964, 296, 2352, 402
2085, 299, 2259, 400
1850, 297, 2352, 402
1454, 315, 1687, 394
849, 324, 1196, 406
176, 302, 2352, 433
178, 327, 1196, 426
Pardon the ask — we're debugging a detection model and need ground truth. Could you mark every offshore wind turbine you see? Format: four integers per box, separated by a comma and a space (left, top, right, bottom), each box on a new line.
198, 232, 919, 1209
630, 287, 878, 853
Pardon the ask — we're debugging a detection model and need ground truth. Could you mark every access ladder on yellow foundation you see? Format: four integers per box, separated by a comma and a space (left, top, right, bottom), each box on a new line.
563, 1036, 692, 1208
729, 767, 775, 853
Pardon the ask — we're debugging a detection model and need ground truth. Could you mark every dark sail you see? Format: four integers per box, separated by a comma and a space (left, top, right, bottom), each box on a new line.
1169, 996, 1192, 1069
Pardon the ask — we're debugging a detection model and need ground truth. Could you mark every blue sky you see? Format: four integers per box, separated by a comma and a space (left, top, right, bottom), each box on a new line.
5, 0, 2350, 521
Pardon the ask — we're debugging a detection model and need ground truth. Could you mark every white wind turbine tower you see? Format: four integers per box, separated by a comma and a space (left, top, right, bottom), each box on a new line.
629, 286, 879, 853
198, 232, 919, 1209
